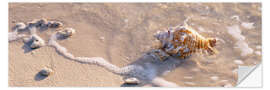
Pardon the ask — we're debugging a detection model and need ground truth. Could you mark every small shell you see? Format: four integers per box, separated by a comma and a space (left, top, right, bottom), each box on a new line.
124, 77, 140, 84
14, 22, 26, 30
57, 28, 76, 38
30, 35, 45, 49
39, 67, 53, 76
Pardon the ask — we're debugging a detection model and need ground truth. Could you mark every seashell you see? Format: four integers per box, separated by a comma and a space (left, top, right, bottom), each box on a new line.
154, 25, 217, 59
48, 21, 63, 28
57, 28, 76, 38
39, 67, 53, 76
30, 34, 45, 49
14, 22, 26, 30
124, 77, 140, 84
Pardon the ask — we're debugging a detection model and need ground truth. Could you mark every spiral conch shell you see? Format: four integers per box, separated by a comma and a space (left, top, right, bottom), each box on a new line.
154, 25, 217, 60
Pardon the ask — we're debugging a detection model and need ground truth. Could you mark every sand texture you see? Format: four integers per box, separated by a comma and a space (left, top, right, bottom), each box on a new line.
9, 3, 261, 87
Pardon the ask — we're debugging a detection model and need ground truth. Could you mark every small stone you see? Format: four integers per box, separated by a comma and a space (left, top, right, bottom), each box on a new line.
124, 77, 140, 84
210, 76, 219, 81
234, 60, 244, 65
39, 67, 53, 76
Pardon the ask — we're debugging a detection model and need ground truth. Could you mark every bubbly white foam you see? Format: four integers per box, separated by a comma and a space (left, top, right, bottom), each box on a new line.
9, 19, 180, 87
241, 22, 255, 29
227, 25, 253, 56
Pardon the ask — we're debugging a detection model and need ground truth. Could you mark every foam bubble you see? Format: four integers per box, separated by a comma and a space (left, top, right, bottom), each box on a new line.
241, 22, 255, 29
227, 25, 253, 56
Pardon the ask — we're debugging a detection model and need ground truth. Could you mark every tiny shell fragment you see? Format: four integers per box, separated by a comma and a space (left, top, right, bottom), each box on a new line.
30, 35, 45, 49
15, 22, 26, 30
40, 67, 53, 76
124, 77, 140, 84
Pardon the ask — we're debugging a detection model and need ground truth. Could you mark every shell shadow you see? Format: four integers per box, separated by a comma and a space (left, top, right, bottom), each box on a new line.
22, 40, 34, 53
34, 71, 48, 81
120, 50, 194, 87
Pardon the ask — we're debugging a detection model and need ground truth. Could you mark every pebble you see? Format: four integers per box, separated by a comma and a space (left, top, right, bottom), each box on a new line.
39, 67, 53, 76
124, 77, 140, 84
210, 76, 219, 81
234, 60, 244, 65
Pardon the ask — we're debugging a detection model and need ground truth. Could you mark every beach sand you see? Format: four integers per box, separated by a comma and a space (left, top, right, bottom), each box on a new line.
9, 3, 261, 87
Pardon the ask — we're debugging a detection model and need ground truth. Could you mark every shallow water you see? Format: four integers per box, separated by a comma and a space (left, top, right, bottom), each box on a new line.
9, 3, 261, 87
